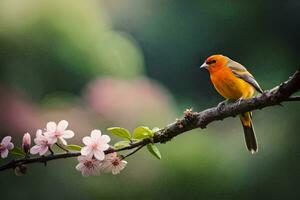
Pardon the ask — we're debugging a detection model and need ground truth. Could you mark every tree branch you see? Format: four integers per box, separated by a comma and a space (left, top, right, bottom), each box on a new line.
154, 70, 300, 143
0, 70, 299, 172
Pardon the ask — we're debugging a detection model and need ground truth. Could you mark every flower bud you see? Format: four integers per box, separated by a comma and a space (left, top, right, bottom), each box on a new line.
14, 164, 27, 176
22, 133, 31, 153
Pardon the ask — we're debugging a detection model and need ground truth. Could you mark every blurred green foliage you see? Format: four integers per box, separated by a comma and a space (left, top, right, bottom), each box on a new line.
0, 0, 300, 200
100, 0, 299, 106
0, 0, 144, 99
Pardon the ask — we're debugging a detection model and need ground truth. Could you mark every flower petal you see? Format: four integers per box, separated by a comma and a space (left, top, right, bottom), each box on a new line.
100, 135, 111, 144
33, 137, 40, 145
120, 160, 127, 169
112, 167, 120, 175
77, 155, 87, 162
98, 143, 110, 151
81, 146, 91, 156
36, 129, 43, 137
91, 167, 101, 176
62, 130, 74, 139
75, 163, 84, 171
101, 162, 112, 172
46, 137, 57, 145
82, 169, 91, 177
93, 150, 105, 161
91, 129, 102, 140
57, 120, 68, 131
59, 138, 67, 145
1, 136, 12, 145
104, 153, 116, 161
6, 142, 14, 150
82, 136, 91, 146
1, 149, 9, 158
30, 145, 41, 155
39, 145, 49, 156
46, 121, 57, 132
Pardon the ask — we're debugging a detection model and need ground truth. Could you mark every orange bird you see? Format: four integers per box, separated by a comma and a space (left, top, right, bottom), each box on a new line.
200, 55, 263, 154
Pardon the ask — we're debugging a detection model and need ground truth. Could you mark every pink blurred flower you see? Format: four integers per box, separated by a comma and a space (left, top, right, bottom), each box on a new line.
30, 129, 54, 156
81, 130, 110, 161
44, 120, 74, 145
0, 136, 14, 158
76, 155, 102, 177
0, 86, 40, 136
84, 77, 176, 128
22, 133, 31, 153
101, 152, 127, 175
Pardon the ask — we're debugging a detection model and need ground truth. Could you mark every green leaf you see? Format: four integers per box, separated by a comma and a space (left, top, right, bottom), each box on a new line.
107, 127, 131, 140
133, 126, 154, 139
66, 144, 82, 151
114, 140, 130, 149
147, 144, 161, 160
10, 147, 26, 157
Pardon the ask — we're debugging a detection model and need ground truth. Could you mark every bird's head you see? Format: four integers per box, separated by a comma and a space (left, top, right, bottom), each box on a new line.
200, 54, 228, 73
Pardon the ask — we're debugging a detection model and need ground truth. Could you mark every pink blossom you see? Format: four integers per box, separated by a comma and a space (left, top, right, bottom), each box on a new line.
30, 130, 54, 156
75, 155, 102, 177
0, 136, 14, 158
81, 130, 110, 161
22, 133, 31, 153
101, 153, 127, 175
44, 120, 74, 145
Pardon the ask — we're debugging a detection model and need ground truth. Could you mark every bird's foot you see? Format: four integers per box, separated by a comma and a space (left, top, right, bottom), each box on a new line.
235, 97, 243, 106
217, 100, 229, 111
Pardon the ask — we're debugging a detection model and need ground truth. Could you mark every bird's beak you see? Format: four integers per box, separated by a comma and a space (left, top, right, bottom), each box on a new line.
200, 62, 208, 69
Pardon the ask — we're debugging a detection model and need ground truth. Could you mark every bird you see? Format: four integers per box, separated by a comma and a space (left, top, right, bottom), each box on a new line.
200, 54, 263, 154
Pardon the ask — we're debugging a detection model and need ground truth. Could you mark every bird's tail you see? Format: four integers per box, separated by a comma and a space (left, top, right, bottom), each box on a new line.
240, 112, 258, 154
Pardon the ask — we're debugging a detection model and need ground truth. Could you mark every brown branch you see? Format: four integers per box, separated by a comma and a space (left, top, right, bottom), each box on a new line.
154, 70, 300, 143
0, 70, 299, 172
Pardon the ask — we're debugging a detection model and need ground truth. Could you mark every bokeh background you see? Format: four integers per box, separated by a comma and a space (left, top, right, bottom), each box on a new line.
0, 0, 299, 199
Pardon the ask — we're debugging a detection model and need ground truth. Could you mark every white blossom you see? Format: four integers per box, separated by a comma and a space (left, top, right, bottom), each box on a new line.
30, 130, 54, 156
101, 153, 127, 175
76, 155, 102, 177
81, 130, 110, 161
44, 120, 74, 145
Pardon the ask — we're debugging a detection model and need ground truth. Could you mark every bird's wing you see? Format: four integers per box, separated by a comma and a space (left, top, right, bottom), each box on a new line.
227, 59, 263, 93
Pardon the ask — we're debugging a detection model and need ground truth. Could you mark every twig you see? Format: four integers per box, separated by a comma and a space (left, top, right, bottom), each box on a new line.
48, 147, 54, 155
122, 144, 145, 159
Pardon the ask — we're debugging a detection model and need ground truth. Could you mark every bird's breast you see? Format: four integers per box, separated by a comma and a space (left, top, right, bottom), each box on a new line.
210, 68, 254, 100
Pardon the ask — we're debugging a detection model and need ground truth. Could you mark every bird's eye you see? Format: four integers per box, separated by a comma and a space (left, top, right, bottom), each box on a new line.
206, 60, 216, 64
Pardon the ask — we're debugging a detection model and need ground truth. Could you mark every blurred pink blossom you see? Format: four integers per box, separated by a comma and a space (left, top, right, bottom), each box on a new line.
0, 86, 40, 136
84, 77, 176, 128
